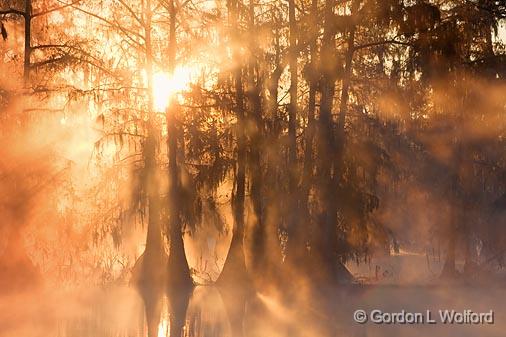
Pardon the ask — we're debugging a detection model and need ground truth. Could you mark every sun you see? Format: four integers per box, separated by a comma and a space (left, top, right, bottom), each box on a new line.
152, 67, 193, 111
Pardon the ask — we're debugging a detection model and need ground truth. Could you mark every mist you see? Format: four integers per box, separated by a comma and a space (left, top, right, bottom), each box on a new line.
1, 0, 506, 336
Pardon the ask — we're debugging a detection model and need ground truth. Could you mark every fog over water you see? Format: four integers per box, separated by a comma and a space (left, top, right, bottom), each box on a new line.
2, 284, 506, 337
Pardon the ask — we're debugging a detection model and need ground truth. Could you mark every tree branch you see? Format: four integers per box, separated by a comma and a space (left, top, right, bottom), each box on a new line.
30, 55, 70, 68
117, 0, 144, 26
32, 0, 83, 18
353, 40, 412, 52
69, 3, 145, 44
0, 8, 26, 17
32, 43, 72, 50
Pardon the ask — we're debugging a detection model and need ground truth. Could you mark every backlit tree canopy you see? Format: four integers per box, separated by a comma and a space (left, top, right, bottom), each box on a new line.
1, 0, 505, 301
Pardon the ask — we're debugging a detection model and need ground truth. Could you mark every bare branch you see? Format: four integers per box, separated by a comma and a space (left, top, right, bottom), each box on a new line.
32, 0, 83, 18
30, 55, 70, 68
353, 40, 412, 52
117, 0, 144, 26
69, 2, 145, 45
0, 8, 26, 17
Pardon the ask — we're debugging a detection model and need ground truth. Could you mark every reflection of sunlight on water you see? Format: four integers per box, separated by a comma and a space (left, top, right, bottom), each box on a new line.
186, 286, 231, 337
2, 285, 506, 337
158, 319, 169, 337
157, 295, 171, 337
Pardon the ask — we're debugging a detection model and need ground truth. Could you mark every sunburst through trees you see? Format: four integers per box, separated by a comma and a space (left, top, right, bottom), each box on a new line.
1, 0, 505, 336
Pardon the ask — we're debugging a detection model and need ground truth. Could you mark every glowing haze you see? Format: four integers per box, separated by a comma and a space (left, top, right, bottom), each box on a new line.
153, 67, 194, 111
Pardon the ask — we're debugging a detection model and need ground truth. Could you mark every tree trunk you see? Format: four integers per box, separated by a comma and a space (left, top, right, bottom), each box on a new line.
285, 0, 302, 269
144, 0, 161, 257
218, 0, 250, 287
442, 171, 460, 279
330, 13, 356, 283
262, 36, 284, 274
313, 0, 339, 283
219, 69, 249, 285
441, 218, 457, 278
23, 0, 31, 88
313, 0, 356, 284
135, 4, 180, 332
300, 0, 318, 273
133, 0, 166, 291
249, 70, 266, 272
166, 0, 192, 290
166, 107, 192, 288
